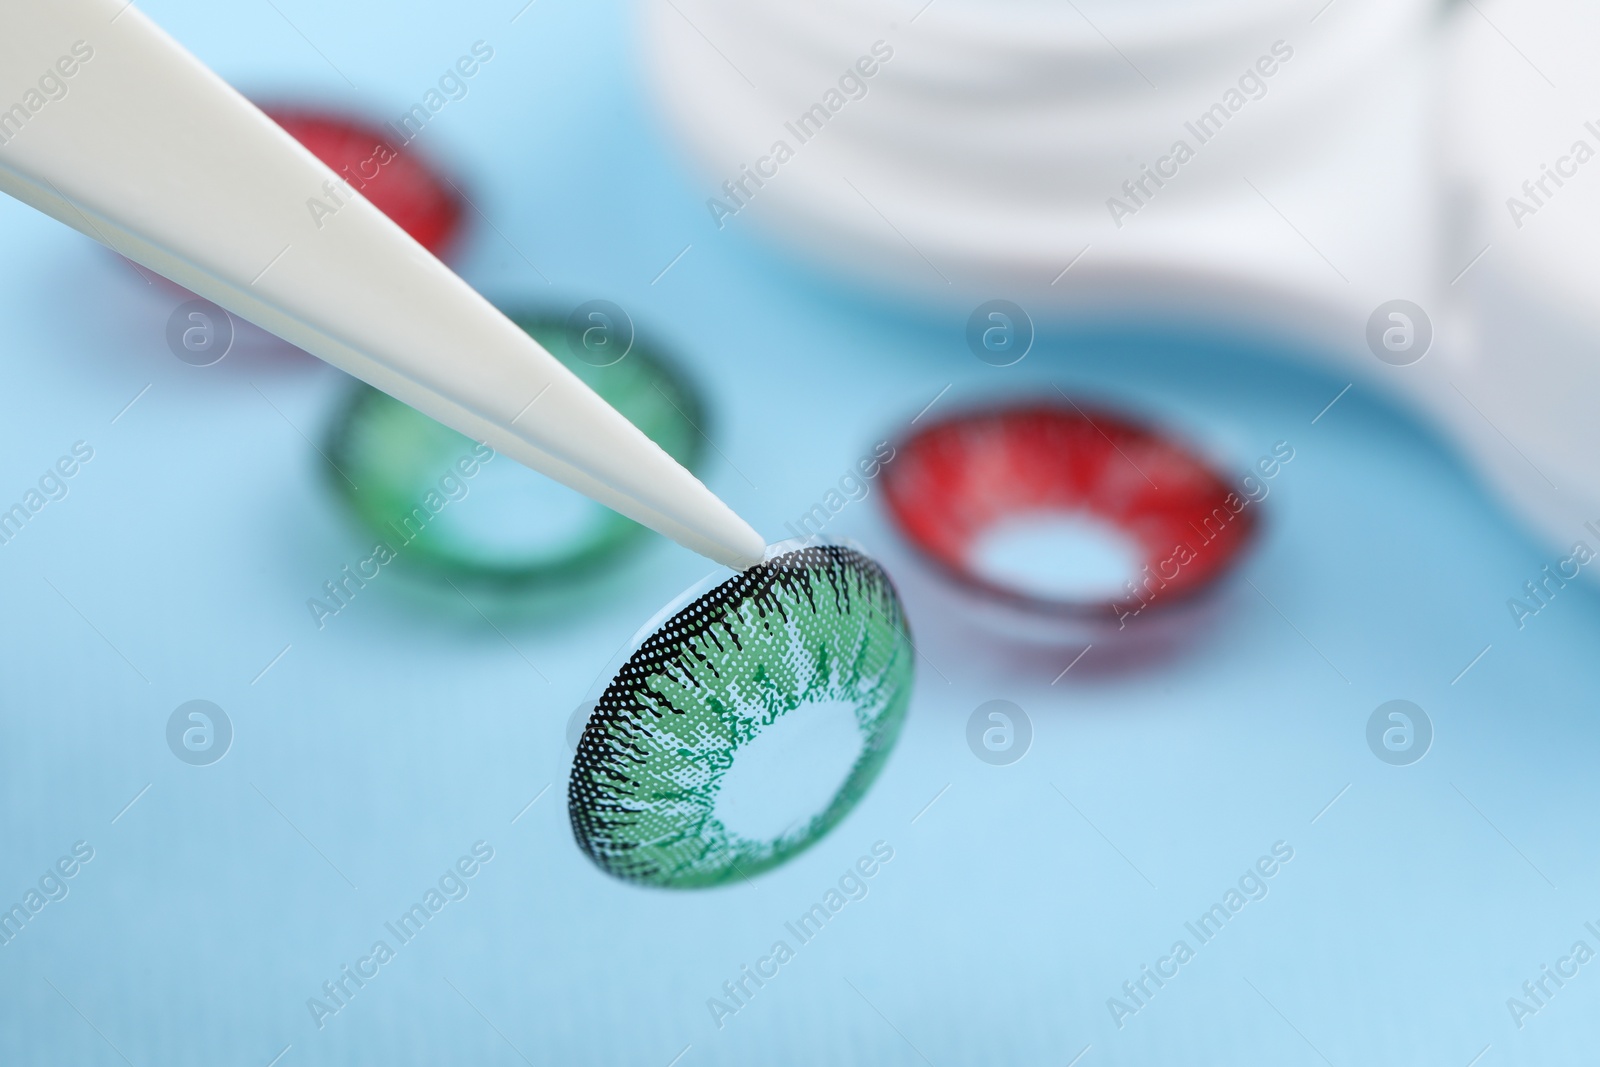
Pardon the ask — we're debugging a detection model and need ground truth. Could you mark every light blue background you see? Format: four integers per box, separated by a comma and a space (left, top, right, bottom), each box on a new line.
0, 1, 1596, 1064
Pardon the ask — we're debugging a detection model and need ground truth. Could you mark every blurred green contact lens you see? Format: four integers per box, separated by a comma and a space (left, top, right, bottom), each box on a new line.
569, 545, 915, 889
323, 312, 704, 591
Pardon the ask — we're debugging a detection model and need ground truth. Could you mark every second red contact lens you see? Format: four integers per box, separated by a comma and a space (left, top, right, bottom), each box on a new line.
880, 403, 1260, 627
261, 105, 465, 258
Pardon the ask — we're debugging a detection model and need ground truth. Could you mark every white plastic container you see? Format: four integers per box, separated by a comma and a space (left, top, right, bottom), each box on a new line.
645, 0, 1600, 579
642, 0, 1443, 348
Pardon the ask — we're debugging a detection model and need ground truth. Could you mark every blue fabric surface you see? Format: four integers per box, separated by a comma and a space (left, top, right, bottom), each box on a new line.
0, 1, 1594, 1064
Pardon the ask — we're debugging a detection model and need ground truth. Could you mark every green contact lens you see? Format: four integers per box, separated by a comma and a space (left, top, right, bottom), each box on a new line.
569, 544, 914, 889
323, 311, 704, 590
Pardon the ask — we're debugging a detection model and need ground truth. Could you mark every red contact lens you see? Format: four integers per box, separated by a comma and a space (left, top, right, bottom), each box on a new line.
261, 106, 465, 258
880, 404, 1259, 622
